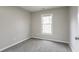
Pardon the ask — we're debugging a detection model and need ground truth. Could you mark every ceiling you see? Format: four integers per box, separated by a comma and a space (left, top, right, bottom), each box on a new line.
20, 6, 63, 12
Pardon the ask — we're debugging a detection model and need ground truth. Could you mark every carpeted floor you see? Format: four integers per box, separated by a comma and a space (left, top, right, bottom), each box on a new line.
3, 38, 71, 52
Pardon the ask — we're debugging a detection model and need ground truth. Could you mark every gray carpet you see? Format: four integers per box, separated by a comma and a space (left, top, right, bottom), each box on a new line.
3, 38, 71, 52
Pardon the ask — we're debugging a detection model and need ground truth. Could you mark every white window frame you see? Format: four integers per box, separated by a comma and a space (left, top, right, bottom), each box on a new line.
41, 14, 53, 34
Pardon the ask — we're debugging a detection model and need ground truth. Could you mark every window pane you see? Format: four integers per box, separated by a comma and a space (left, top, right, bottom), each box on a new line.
42, 16, 52, 24
42, 24, 52, 34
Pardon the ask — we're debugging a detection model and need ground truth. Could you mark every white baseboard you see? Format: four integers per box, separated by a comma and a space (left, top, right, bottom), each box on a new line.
32, 37, 70, 44
0, 37, 30, 52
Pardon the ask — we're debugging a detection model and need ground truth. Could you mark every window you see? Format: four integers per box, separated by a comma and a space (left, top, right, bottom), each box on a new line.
41, 14, 52, 34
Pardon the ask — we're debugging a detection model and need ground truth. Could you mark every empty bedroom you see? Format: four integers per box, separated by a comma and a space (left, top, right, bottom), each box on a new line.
0, 6, 79, 52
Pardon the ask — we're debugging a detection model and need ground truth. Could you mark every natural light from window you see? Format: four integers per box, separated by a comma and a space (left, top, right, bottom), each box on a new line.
41, 14, 52, 34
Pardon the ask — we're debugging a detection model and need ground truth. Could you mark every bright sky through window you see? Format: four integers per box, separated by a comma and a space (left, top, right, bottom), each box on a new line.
41, 14, 52, 34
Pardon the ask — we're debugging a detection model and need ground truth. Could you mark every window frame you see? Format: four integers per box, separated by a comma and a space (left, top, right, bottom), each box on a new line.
41, 14, 53, 34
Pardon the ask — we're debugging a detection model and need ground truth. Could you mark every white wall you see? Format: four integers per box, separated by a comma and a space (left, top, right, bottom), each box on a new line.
69, 6, 79, 52
31, 7, 70, 43
0, 7, 31, 51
